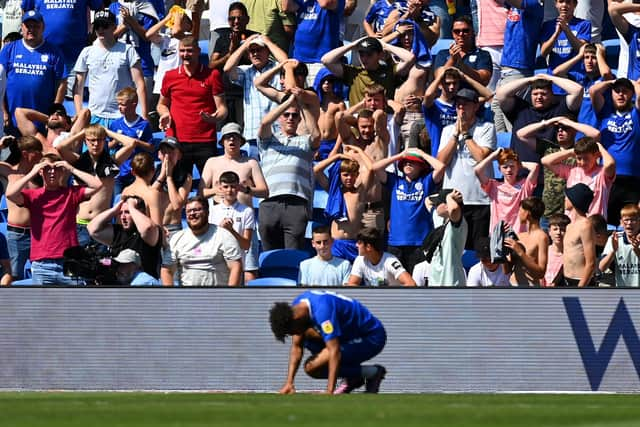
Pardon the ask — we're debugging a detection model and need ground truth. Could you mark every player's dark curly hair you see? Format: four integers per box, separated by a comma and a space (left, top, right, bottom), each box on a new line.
269, 302, 293, 342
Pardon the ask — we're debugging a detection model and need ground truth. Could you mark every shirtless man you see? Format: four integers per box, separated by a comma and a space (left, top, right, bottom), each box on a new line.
15, 104, 90, 154
333, 108, 389, 231
337, 84, 402, 159
0, 136, 42, 279
562, 183, 596, 286
313, 145, 373, 262
314, 69, 346, 160
382, 23, 431, 150
199, 122, 268, 207
121, 152, 163, 226
505, 197, 550, 286
152, 137, 193, 285
57, 124, 137, 246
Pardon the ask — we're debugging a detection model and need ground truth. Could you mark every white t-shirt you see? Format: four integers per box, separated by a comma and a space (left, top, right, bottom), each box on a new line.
439, 120, 496, 205
168, 224, 243, 286
298, 256, 351, 286
350, 252, 407, 286
602, 232, 640, 287
210, 0, 233, 30
412, 260, 431, 287
466, 262, 511, 287
208, 200, 255, 234
153, 34, 181, 94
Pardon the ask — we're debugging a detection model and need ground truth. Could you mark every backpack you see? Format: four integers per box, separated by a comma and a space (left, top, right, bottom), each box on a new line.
421, 221, 448, 263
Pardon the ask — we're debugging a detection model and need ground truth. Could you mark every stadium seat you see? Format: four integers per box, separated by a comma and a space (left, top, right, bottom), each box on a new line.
462, 250, 478, 273
496, 132, 511, 150
258, 249, 311, 281
246, 277, 298, 287
24, 260, 32, 279
602, 38, 620, 70
431, 38, 453, 56
0, 195, 7, 222
11, 278, 39, 286
313, 187, 329, 210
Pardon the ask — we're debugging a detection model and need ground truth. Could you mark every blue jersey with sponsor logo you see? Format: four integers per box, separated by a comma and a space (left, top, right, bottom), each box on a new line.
108, 116, 154, 180
291, 0, 344, 63
423, 98, 456, 156
540, 17, 591, 75
387, 171, 435, 246
501, 0, 544, 72
597, 105, 640, 177
292, 291, 383, 342
0, 39, 67, 125
22, 0, 103, 64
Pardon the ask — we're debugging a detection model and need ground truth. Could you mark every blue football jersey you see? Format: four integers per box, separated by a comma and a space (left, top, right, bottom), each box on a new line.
292, 291, 383, 342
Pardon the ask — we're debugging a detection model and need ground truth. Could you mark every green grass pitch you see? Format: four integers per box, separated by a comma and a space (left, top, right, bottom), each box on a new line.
1, 392, 639, 427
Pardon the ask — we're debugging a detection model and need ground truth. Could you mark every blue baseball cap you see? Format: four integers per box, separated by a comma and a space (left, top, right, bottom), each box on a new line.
22, 10, 44, 23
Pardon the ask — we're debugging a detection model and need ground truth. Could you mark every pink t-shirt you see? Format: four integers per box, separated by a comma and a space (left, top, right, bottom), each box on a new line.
476, 0, 507, 47
22, 186, 86, 260
482, 177, 537, 234
543, 246, 563, 287
554, 164, 615, 221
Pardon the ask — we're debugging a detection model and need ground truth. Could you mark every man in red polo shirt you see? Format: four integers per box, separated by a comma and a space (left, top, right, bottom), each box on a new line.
157, 36, 228, 177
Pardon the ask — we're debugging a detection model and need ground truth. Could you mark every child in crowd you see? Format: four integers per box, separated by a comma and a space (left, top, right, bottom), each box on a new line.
467, 237, 511, 287
427, 188, 467, 286
109, 87, 155, 195
544, 213, 571, 286
298, 225, 351, 286
540, 0, 591, 83
145, 6, 192, 101
599, 204, 640, 287
541, 137, 615, 221
562, 183, 596, 286
314, 145, 373, 263
208, 171, 256, 284
347, 228, 416, 286
505, 197, 549, 286
475, 148, 539, 234
371, 147, 445, 273
313, 68, 346, 160
517, 117, 599, 218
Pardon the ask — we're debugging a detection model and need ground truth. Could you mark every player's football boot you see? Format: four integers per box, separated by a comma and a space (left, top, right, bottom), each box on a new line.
364, 365, 386, 393
334, 377, 365, 394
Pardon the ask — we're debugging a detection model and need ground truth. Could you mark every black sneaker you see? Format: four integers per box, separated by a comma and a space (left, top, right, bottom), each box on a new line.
364, 365, 386, 393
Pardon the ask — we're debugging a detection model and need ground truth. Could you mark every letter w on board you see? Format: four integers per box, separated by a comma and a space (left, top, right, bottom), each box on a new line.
563, 297, 640, 391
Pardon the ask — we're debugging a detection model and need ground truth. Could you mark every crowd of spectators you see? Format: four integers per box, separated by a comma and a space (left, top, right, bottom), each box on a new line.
0, 0, 639, 286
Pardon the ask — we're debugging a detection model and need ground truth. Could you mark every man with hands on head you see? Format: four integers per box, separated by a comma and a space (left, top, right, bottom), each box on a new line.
87, 194, 162, 279
257, 90, 320, 251
495, 73, 583, 172
224, 33, 288, 144
321, 35, 415, 106
6, 153, 102, 285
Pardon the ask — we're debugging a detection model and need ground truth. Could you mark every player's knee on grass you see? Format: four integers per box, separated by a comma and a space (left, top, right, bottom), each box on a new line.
303, 354, 327, 379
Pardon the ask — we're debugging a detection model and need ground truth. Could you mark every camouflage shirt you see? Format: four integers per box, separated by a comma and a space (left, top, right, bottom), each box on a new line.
537, 139, 576, 217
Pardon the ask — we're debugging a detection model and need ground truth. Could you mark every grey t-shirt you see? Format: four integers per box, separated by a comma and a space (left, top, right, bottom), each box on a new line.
74, 40, 140, 119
